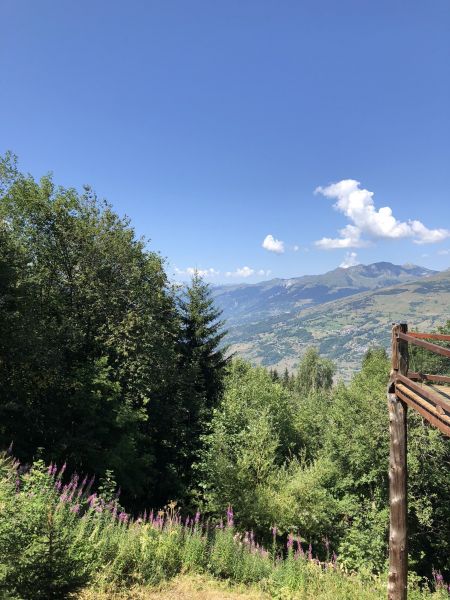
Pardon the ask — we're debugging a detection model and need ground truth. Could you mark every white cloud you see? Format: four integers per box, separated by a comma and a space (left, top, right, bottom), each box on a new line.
339, 252, 359, 269
262, 234, 285, 254
175, 266, 219, 278
226, 267, 271, 278
293, 245, 300, 251
316, 224, 367, 249
438, 249, 450, 255
315, 179, 450, 248
225, 266, 255, 278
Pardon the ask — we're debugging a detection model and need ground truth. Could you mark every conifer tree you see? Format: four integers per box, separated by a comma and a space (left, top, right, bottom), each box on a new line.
177, 272, 228, 486
271, 368, 280, 382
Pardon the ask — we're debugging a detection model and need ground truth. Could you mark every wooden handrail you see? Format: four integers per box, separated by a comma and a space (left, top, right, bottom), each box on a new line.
395, 373, 450, 413
408, 332, 450, 341
407, 371, 450, 384
397, 332, 450, 358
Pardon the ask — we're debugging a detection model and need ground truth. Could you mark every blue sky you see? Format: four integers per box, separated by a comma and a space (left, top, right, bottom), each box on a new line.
1, 0, 450, 283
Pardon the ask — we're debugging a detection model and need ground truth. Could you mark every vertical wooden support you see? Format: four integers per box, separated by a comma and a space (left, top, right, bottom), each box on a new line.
387, 323, 409, 600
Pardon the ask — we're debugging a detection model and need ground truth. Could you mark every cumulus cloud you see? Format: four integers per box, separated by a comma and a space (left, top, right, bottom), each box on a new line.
293, 245, 300, 251
175, 266, 219, 278
262, 234, 285, 253
315, 179, 449, 248
339, 252, 359, 269
225, 266, 255, 278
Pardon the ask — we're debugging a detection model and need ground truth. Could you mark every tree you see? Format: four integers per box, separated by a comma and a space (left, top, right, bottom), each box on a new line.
0, 154, 180, 506
176, 273, 228, 494
295, 347, 335, 395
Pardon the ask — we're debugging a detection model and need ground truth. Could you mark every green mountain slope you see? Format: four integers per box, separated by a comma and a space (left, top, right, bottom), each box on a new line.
213, 262, 436, 326
224, 267, 450, 379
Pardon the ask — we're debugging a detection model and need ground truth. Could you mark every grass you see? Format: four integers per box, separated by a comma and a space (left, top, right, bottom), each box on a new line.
78, 573, 269, 599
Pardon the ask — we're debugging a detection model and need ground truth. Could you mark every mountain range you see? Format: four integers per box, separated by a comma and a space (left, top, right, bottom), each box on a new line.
212, 262, 450, 378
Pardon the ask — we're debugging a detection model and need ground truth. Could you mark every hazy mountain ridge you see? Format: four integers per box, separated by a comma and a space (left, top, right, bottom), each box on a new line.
216, 262, 449, 378
213, 262, 436, 326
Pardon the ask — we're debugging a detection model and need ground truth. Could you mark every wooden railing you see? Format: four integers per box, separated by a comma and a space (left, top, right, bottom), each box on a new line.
387, 323, 450, 600
391, 327, 450, 436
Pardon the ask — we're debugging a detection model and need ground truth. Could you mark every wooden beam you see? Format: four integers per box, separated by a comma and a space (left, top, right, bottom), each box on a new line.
395, 384, 450, 437
397, 332, 450, 358
388, 323, 408, 600
408, 332, 450, 342
407, 371, 450, 385
396, 373, 450, 414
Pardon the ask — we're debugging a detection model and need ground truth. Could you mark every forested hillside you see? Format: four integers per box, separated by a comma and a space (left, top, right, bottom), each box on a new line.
1, 156, 450, 599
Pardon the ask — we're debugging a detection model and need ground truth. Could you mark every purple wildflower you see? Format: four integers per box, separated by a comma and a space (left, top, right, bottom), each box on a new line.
432, 569, 445, 589
195, 511, 200, 524
58, 462, 67, 479
70, 504, 80, 514
226, 505, 234, 527
287, 533, 294, 551
308, 543, 313, 561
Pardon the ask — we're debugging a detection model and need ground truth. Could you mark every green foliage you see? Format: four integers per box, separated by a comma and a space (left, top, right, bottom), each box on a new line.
0, 456, 89, 599
201, 346, 450, 580
295, 347, 336, 395
199, 361, 301, 532
177, 272, 228, 496
0, 154, 228, 509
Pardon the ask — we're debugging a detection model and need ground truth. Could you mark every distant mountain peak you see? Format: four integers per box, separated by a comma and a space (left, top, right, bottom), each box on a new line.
217, 266, 449, 378
213, 261, 439, 327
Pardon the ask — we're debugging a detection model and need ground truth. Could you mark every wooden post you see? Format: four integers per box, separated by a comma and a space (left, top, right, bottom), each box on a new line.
387, 323, 409, 600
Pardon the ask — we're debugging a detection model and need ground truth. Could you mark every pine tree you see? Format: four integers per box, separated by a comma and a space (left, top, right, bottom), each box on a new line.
177, 272, 228, 491
282, 367, 291, 388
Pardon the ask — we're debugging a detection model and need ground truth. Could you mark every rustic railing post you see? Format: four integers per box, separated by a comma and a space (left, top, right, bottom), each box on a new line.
387, 322, 409, 600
